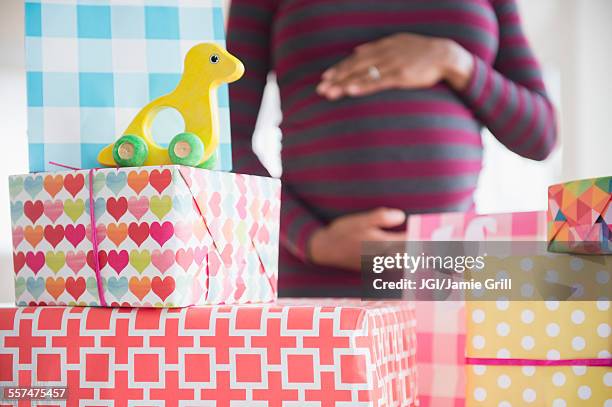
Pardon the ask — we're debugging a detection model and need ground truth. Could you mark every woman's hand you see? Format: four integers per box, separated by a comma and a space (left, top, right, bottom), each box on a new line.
308, 207, 406, 271
316, 33, 474, 100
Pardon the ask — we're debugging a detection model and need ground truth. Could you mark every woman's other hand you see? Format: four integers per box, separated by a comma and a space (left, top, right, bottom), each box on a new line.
308, 207, 406, 271
316, 33, 474, 100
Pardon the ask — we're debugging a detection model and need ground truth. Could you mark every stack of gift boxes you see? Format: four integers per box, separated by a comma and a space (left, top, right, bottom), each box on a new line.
5, 167, 608, 407
0, 1, 419, 406
1, 1, 610, 405
462, 177, 611, 406
6, 167, 609, 406
2, 166, 419, 405
406, 178, 611, 407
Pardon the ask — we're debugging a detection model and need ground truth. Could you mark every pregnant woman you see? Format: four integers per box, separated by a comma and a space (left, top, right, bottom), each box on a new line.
227, 0, 556, 296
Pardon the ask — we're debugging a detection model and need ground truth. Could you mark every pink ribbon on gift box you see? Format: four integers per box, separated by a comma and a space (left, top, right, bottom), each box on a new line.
466, 357, 612, 367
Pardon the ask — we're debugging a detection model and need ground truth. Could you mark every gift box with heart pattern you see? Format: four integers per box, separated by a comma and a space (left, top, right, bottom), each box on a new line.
8, 165, 280, 307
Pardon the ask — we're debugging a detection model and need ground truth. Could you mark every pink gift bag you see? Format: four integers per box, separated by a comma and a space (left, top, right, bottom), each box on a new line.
406, 210, 547, 406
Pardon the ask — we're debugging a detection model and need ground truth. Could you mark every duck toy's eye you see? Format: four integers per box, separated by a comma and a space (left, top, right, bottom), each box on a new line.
210, 54, 219, 64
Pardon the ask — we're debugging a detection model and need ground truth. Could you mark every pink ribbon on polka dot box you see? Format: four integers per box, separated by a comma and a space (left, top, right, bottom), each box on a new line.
9, 165, 280, 307
466, 298, 611, 406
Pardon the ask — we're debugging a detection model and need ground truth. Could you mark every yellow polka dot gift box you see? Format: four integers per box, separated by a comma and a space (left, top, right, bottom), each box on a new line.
466, 299, 611, 406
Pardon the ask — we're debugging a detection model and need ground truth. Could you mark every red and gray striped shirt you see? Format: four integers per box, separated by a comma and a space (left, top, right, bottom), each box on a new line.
227, 0, 556, 296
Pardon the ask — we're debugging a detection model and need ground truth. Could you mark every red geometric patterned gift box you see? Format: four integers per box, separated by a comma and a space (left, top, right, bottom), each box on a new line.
0, 299, 417, 406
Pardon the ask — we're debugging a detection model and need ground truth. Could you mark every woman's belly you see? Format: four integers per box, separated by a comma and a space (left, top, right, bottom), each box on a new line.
280, 86, 484, 222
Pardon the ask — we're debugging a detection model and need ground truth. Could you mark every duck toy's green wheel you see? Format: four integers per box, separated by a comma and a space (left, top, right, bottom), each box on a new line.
198, 152, 217, 169
168, 132, 205, 166
113, 135, 148, 167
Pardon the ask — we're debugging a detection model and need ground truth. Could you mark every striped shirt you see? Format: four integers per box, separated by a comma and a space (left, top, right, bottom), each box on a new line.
227, 0, 556, 296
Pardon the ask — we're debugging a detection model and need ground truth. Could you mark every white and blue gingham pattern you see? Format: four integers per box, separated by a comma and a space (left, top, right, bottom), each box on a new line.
25, 0, 232, 172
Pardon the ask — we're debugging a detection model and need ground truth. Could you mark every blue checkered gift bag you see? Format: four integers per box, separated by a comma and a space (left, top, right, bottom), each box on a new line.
25, 0, 232, 172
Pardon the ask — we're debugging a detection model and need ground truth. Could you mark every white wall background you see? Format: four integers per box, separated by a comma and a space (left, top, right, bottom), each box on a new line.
0, 0, 28, 304
0, 0, 611, 303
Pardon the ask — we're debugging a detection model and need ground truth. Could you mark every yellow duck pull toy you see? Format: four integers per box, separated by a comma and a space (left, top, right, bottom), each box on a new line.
98, 43, 244, 168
